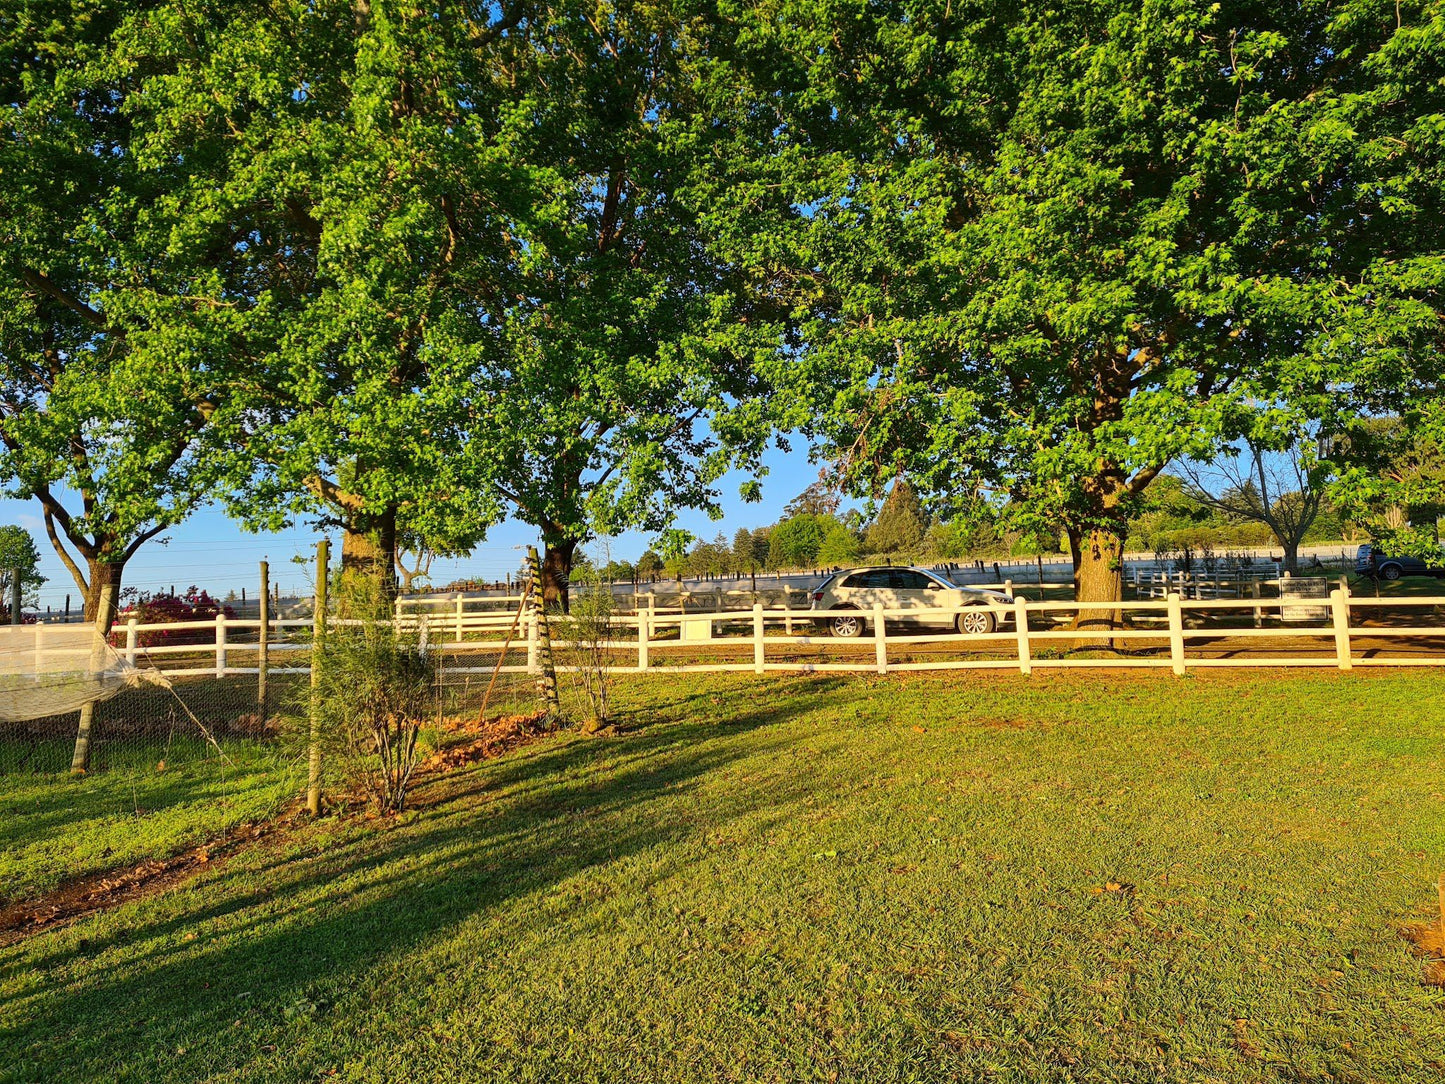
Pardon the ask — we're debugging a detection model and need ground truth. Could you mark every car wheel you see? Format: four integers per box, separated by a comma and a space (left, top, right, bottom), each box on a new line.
957, 608, 996, 636
1381, 563, 1404, 581
829, 611, 865, 638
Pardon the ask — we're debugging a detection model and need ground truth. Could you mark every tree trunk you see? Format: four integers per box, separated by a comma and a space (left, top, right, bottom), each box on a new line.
1066, 527, 1083, 600
340, 505, 398, 599
1281, 539, 1300, 575
1073, 522, 1127, 634
541, 537, 578, 612
83, 559, 123, 626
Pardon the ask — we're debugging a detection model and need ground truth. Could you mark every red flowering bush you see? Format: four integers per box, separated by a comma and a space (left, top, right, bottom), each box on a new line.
113, 587, 236, 648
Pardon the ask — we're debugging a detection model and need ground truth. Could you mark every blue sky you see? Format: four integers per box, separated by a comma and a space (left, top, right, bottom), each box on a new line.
1, 443, 823, 610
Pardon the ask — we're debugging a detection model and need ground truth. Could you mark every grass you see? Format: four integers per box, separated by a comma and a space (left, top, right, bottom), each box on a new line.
0, 740, 297, 901
2, 670, 1444, 1082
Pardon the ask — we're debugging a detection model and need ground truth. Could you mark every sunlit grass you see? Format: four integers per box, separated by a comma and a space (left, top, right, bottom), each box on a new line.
1, 670, 1443, 1082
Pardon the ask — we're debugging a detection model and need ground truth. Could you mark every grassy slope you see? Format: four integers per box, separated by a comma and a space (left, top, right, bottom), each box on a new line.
2, 671, 1444, 1083
0, 742, 297, 901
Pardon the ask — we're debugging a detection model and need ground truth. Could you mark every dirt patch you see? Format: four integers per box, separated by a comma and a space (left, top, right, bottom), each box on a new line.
421, 710, 557, 772
1401, 922, 1445, 988
0, 715, 564, 947
0, 815, 295, 947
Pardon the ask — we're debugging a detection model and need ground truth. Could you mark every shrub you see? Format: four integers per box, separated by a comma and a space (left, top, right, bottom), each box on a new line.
115, 588, 235, 647
555, 576, 617, 733
296, 582, 437, 812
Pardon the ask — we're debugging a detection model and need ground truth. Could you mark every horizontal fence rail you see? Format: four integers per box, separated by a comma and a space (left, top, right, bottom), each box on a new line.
71, 585, 1445, 683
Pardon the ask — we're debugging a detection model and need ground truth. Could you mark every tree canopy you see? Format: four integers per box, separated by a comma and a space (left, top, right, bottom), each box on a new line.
705, 0, 1445, 606
1, 1, 219, 621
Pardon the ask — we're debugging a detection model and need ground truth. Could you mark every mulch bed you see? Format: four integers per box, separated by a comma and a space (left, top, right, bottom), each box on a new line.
1402, 921, 1445, 988
421, 710, 557, 771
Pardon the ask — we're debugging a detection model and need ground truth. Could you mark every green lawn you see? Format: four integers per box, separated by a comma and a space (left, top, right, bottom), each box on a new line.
2, 671, 1444, 1082
0, 741, 297, 901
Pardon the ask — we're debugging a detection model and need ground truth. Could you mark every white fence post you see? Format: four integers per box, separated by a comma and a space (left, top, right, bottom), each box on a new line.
526, 613, 539, 675
1167, 592, 1186, 676
637, 612, 649, 672
126, 617, 139, 666
873, 603, 888, 675
1331, 587, 1353, 671
1003, 578, 1014, 600
215, 612, 228, 678
1014, 596, 1032, 675
753, 603, 765, 674
454, 592, 465, 643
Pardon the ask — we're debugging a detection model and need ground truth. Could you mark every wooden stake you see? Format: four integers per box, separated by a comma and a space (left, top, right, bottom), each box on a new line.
307, 539, 329, 816
476, 579, 533, 725
258, 560, 270, 724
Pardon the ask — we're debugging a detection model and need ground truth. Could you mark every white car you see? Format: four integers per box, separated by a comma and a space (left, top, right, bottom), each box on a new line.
808, 566, 1015, 637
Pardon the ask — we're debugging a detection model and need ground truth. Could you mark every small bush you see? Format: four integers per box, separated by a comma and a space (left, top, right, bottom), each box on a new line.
291, 582, 438, 812
555, 576, 617, 733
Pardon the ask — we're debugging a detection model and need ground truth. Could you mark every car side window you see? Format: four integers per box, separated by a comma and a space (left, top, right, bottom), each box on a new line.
893, 570, 932, 590
844, 570, 893, 588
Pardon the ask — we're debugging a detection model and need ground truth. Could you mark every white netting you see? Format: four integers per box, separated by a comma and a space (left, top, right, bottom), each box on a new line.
0, 624, 149, 722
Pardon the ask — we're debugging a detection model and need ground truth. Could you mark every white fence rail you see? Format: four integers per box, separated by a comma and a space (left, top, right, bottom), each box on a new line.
104, 587, 1445, 680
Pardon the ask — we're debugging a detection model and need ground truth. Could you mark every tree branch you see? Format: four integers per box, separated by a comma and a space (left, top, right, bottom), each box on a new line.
20, 268, 110, 331
43, 507, 90, 597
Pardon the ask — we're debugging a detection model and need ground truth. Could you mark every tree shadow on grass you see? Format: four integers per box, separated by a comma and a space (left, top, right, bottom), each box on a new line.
0, 686, 851, 1082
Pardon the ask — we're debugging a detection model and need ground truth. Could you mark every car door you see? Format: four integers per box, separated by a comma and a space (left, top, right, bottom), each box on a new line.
835, 569, 888, 614
889, 569, 940, 626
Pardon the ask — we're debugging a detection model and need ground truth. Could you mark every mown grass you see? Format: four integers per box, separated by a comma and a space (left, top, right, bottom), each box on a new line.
2, 670, 1444, 1082
0, 740, 297, 901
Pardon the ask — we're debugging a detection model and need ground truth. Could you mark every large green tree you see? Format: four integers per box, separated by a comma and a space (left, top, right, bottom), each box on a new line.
104, 2, 766, 605
706, 0, 1445, 612
1, 2, 218, 624
104, 1, 533, 592
0, 525, 44, 611
468, 1, 772, 608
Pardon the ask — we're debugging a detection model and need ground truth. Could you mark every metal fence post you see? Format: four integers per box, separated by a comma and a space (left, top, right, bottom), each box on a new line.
1167, 592, 1186, 676
1330, 587, 1353, 671
873, 603, 888, 675
1014, 596, 1032, 675
753, 603, 765, 674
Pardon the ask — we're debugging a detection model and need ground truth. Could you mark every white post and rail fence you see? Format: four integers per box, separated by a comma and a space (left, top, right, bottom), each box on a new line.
94, 583, 1445, 682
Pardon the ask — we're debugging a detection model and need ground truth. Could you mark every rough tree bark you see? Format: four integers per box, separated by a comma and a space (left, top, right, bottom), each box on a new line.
540, 532, 578, 612
82, 559, 124, 625
339, 504, 398, 595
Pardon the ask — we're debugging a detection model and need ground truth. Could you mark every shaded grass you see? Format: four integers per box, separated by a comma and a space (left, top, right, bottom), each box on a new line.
2, 670, 1444, 1082
0, 742, 297, 901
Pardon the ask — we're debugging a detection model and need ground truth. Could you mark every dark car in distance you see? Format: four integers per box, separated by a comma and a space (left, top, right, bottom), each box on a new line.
1355, 544, 1441, 581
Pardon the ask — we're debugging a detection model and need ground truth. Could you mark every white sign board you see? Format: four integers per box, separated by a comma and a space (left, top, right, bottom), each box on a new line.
1279, 577, 1329, 624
